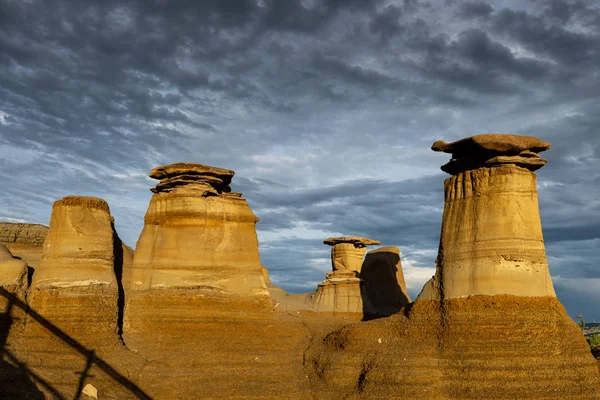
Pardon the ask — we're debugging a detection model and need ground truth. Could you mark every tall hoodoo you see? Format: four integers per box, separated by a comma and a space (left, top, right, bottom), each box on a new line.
128, 162, 267, 297
418, 134, 555, 300
311, 236, 380, 315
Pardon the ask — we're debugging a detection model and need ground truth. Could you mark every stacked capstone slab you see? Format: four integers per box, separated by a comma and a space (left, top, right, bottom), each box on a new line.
312, 236, 380, 315
149, 162, 242, 198
432, 133, 550, 175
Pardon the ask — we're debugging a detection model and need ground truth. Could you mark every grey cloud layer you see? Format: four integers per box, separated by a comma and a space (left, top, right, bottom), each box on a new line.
1, 0, 599, 319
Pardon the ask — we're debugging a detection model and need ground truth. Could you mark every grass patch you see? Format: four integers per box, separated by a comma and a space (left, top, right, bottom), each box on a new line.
586, 334, 600, 358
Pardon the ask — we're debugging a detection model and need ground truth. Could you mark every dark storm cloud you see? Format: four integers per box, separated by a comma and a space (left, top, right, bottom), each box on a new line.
262, 0, 381, 33
492, 6, 599, 65
455, 1, 494, 20
1, 0, 600, 318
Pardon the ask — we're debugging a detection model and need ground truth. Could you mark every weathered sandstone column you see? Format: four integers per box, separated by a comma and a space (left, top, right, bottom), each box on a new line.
0, 244, 28, 289
127, 163, 268, 298
32, 197, 117, 288
417, 134, 555, 300
122, 163, 279, 387
360, 246, 411, 316
3, 199, 135, 398
311, 236, 379, 315
26, 196, 121, 346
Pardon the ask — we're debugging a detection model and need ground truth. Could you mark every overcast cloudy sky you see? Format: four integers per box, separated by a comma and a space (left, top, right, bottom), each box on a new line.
1, 0, 599, 320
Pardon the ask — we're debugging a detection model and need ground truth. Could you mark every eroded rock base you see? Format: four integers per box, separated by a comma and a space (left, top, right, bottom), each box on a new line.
306, 295, 600, 399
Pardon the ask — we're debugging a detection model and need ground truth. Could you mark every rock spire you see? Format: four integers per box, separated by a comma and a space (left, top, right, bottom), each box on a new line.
22, 196, 126, 358
311, 236, 380, 315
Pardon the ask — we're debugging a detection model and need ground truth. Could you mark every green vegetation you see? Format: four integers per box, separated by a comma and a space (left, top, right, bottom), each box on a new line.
578, 314, 600, 358
586, 334, 600, 359
586, 334, 600, 349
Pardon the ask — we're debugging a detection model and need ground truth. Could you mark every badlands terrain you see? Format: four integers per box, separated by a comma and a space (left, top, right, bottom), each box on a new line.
0, 134, 599, 399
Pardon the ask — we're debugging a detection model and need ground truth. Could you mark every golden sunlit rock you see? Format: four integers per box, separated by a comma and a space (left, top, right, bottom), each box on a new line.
0, 222, 49, 269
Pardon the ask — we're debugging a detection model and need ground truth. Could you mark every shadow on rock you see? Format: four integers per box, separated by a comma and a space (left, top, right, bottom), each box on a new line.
361, 248, 411, 321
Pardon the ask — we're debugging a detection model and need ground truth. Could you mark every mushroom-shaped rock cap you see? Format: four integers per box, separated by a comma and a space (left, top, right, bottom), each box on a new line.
432, 134, 551, 174
0, 243, 14, 261
324, 236, 381, 248
150, 163, 235, 184
432, 134, 551, 156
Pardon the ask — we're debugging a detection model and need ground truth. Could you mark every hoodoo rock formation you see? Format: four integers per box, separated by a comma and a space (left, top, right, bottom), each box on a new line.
360, 246, 411, 317
122, 163, 298, 397
25, 196, 121, 345
5, 196, 136, 398
312, 236, 380, 315
306, 134, 600, 398
324, 236, 381, 273
418, 134, 555, 300
31, 197, 117, 289
127, 162, 267, 296
0, 222, 49, 269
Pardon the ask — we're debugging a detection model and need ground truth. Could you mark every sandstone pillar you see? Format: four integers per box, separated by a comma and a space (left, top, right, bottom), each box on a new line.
26, 196, 121, 346
0, 244, 28, 292
360, 246, 411, 317
124, 163, 270, 352
311, 236, 379, 315
417, 134, 556, 300
127, 163, 267, 297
